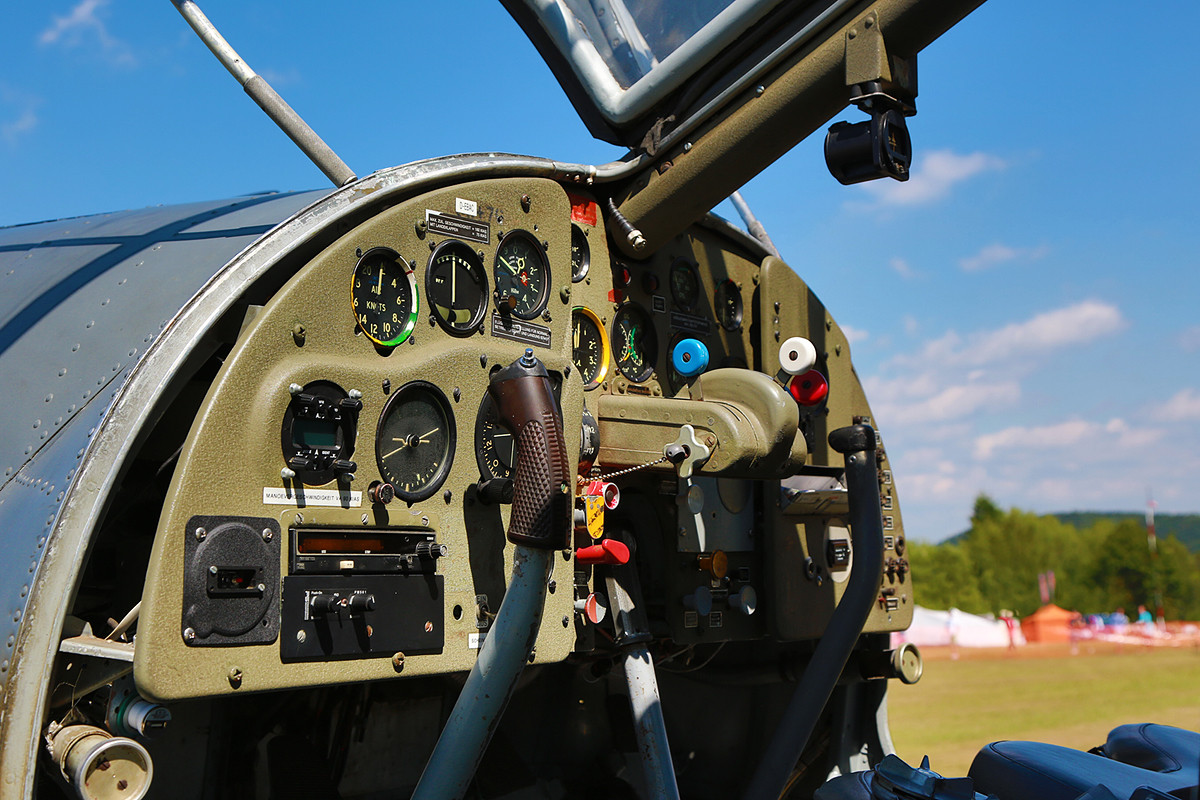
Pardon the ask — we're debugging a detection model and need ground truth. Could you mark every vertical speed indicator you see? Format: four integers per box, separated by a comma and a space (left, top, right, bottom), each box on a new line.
351, 247, 418, 346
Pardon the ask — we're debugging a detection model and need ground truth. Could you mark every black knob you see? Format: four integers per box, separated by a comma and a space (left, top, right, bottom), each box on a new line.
416, 542, 448, 560
476, 478, 514, 505
369, 482, 395, 505
309, 594, 338, 615
347, 593, 376, 613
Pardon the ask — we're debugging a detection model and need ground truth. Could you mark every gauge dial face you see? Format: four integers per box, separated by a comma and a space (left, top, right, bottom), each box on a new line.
351, 247, 418, 346
375, 382, 455, 503
427, 240, 488, 336
715, 279, 743, 332
571, 307, 610, 390
494, 230, 550, 319
612, 303, 658, 383
570, 224, 590, 283
475, 394, 516, 481
669, 260, 700, 310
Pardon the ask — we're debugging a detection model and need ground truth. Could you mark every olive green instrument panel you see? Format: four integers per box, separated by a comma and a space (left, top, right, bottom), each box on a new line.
134, 176, 910, 702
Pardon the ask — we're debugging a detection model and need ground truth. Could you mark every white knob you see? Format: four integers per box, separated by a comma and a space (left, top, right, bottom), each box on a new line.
778, 337, 817, 375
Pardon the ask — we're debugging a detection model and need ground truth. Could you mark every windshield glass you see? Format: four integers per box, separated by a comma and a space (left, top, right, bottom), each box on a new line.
561, 0, 738, 89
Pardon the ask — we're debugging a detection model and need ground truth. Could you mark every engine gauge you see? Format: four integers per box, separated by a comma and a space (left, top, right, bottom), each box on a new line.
375, 381, 455, 503
669, 259, 700, 310
494, 230, 549, 319
715, 279, 743, 332
351, 247, 418, 346
570, 224, 590, 283
612, 303, 658, 383
427, 240, 488, 336
571, 307, 610, 390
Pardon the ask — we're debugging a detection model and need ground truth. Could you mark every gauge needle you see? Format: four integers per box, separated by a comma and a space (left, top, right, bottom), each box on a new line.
573, 325, 580, 348
383, 442, 407, 459
418, 427, 439, 443
500, 256, 519, 275
451, 258, 457, 303
494, 431, 514, 463
377, 266, 383, 295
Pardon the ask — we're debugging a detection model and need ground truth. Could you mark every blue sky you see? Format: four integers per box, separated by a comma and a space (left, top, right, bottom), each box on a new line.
2, 1, 1197, 541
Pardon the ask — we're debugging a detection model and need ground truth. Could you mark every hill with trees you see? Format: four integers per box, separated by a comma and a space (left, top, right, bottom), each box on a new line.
907, 496, 1200, 619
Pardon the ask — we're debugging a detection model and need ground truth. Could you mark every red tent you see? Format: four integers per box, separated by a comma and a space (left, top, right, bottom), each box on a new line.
1021, 603, 1075, 643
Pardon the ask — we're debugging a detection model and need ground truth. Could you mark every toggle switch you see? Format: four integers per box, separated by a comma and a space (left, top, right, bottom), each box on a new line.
575, 539, 630, 566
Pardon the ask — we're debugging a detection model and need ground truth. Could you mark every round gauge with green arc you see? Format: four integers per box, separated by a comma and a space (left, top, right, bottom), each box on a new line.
427, 240, 488, 336
375, 381, 456, 503
351, 247, 419, 346
612, 303, 658, 383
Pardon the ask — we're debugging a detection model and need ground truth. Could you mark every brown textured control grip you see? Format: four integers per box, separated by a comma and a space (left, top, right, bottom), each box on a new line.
487, 352, 572, 549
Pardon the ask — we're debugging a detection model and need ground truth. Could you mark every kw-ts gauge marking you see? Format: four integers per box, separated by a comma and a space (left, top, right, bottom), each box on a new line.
351, 247, 418, 346
493, 230, 549, 319
375, 381, 455, 503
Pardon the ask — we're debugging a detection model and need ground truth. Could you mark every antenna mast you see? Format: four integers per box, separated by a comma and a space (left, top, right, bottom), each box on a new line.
171, 0, 357, 188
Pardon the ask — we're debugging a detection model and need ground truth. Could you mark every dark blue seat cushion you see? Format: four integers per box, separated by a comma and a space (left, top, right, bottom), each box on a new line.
1104, 724, 1200, 777
969, 725, 1199, 800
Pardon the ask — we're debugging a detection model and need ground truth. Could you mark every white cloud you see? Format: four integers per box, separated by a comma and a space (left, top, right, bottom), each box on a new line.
1179, 325, 1200, 352
857, 150, 1005, 208
1151, 388, 1200, 422
959, 242, 1050, 272
901, 300, 1125, 369
840, 324, 868, 344
889, 257, 917, 279
872, 379, 1020, 426
974, 417, 1164, 459
1, 109, 37, 146
39, 0, 135, 66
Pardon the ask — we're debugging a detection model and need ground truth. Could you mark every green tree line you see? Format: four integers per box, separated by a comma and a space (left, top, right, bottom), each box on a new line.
908, 496, 1200, 619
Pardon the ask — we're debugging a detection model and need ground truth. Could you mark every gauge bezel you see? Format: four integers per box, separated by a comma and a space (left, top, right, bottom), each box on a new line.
714, 278, 744, 332
375, 381, 456, 504
611, 302, 658, 383
669, 259, 700, 311
570, 224, 591, 283
350, 246, 419, 346
571, 306, 611, 391
493, 229, 551, 320
426, 239, 489, 337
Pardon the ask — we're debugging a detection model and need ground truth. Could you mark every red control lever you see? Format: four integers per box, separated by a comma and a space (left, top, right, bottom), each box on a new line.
575, 539, 631, 566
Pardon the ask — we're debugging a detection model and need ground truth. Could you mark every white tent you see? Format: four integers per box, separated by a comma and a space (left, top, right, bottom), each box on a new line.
891, 606, 1025, 648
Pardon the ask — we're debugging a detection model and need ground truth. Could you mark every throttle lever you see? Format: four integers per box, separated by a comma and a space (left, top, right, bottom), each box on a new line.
487, 348, 572, 549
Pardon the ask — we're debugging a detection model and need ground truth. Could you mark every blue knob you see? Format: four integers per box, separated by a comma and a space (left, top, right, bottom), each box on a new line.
671, 338, 709, 378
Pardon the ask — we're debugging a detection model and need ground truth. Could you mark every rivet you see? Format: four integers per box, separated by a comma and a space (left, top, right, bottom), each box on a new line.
392, 652, 405, 672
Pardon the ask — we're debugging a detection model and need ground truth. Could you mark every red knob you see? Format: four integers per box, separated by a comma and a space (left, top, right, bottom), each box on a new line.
787, 369, 829, 406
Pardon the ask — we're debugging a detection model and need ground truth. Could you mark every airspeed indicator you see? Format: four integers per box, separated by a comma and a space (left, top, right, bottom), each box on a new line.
351, 247, 418, 346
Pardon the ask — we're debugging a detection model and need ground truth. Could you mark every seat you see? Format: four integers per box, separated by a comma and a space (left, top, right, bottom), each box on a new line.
969, 724, 1199, 800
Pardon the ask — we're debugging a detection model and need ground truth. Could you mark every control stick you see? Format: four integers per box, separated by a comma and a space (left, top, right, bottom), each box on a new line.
412, 350, 568, 800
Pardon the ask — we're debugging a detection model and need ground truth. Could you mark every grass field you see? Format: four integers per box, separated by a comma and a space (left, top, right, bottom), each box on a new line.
887, 641, 1200, 778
